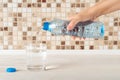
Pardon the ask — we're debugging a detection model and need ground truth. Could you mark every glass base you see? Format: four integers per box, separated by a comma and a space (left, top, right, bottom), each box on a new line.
27, 65, 46, 71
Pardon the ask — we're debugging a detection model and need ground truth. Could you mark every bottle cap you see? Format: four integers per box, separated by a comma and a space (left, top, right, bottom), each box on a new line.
6, 67, 16, 72
43, 22, 50, 31
101, 24, 105, 37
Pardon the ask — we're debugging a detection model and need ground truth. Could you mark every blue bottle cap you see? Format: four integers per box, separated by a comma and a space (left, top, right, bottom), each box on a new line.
101, 24, 105, 37
6, 67, 16, 72
43, 22, 50, 31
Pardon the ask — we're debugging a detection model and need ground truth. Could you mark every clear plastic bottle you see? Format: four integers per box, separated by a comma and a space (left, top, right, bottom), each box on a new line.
42, 19, 105, 38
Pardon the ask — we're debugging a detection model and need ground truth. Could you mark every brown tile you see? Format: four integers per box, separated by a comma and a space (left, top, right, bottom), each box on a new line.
42, 41, 46, 43
61, 41, 65, 45
42, 0, 46, 2
23, 37, 27, 40
27, 3, 31, 7
13, 22, 17, 26
18, 3, 22, 7
4, 27, 8, 31
89, 46, 94, 49
61, 46, 65, 49
18, 13, 22, 17
56, 46, 60, 49
3, 4, 7, 7
23, 32, 27, 35
23, 0, 27, 2
8, 0, 12, 3
8, 32, 12, 35
32, 36, 36, 40
76, 3, 80, 7
14, 18, 17, 21
71, 3, 75, 7
32, 3, 37, 7
38, 3, 41, 7
71, 46, 75, 49
114, 22, 118, 26
75, 41, 79, 45
80, 46, 84, 49
37, 0, 41, 2
0, 27, 3, 31
81, 3, 85, 7
28, 27, 32, 31
104, 36, 108, 40
114, 18, 118, 21
94, 38, 98, 40
79, 41, 84, 45
95, 0, 100, 2
114, 41, 117, 45
57, 3, 61, 7
109, 32, 113, 36
47, 3, 51, 7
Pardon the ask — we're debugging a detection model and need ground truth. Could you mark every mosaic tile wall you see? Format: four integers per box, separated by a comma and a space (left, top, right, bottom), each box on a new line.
0, 0, 120, 50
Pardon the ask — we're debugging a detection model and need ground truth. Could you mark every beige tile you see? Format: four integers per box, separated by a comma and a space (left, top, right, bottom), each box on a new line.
0, 0, 120, 50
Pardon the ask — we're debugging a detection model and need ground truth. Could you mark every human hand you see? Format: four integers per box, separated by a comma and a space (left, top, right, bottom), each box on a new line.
67, 8, 99, 39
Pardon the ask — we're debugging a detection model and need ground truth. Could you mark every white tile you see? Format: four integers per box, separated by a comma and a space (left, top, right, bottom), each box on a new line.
41, 3, 46, 7
0, 46, 3, 49
0, 32, 3, 36
8, 3, 13, 8
66, 3, 70, 7
4, 40, 8, 45
51, 3, 56, 7
27, 8, 32, 13
17, 0, 22, 3
22, 8, 27, 12
56, 0, 61, 3
3, 8, 8, 12
84, 46, 89, 50
52, 8, 56, 12
3, 0, 8, 3
13, 3, 17, 7
8, 45, 13, 49
4, 37, 8, 41
46, 36, 51, 40
3, 22, 8, 26
13, 41, 17, 45
18, 36, 22, 40
113, 45, 118, 49
32, 0, 37, 3
18, 8, 22, 12
47, 8, 51, 12
42, 8, 46, 12
104, 46, 108, 49
13, 8, 18, 12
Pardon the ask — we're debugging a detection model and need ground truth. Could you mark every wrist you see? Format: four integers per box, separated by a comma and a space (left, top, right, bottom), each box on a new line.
88, 7, 103, 20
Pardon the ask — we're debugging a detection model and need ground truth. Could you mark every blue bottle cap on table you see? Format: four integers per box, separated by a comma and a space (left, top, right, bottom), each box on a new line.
6, 67, 16, 72
43, 22, 50, 31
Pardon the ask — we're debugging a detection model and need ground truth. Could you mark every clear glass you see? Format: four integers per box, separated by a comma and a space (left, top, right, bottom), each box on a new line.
26, 43, 47, 71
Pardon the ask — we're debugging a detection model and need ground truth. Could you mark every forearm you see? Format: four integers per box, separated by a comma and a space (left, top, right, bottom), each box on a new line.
92, 0, 120, 17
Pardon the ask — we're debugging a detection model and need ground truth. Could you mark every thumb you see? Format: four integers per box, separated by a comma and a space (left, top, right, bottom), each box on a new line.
67, 19, 78, 30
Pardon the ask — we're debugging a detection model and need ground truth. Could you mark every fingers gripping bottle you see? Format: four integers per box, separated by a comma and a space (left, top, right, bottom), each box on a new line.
42, 19, 105, 38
